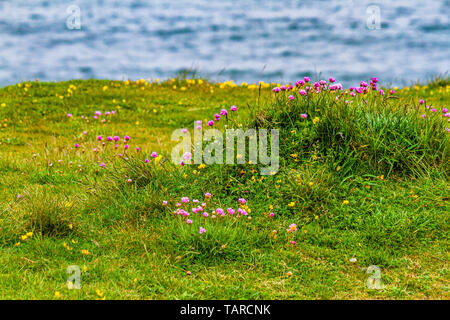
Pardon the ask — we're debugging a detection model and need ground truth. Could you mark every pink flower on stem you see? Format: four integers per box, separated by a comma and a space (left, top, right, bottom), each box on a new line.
199, 227, 206, 234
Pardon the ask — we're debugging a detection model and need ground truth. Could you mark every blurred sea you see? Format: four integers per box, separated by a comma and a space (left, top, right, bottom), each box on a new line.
0, 0, 449, 87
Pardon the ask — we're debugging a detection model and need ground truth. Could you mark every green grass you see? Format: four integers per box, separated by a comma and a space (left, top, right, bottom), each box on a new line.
0, 78, 448, 299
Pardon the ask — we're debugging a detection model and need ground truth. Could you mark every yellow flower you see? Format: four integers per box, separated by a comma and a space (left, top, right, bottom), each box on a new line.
342, 200, 349, 205
312, 117, 320, 125
288, 202, 295, 207
81, 249, 90, 255
102, 86, 108, 91
55, 291, 61, 299
287, 271, 293, 277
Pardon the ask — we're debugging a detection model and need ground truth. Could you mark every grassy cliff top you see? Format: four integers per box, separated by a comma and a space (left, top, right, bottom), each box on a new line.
0, 77, 448, 299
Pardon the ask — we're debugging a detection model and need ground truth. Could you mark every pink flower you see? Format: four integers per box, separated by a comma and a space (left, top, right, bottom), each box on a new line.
216, 208, 224, 216
431, 108, 436, 112
113, 136, 120, 142
183, 152, 192, 161
100, 162, 106, 167
205, 192, 211, 198
214, 114, 220, 121
107, 136, 113, 141
186, 219, 192, 224
199, 227, 206, 234
421, 114, 427, 119
181, 197, 189, 203
162, 200, 167, 206
329, 77, 335, 83
97, 135, 102, 141
182, 128, 188, 133
124, 136, 130, 141
301, 114, 308, 119
95, 111, 102, 116
145, 159, 149, 163
74, 143, 79, 148
270, 212, 274, 217
136, 147, 140, 152
288, 95, 294, 101
272, 87, 280, 93
127, 178, 132, 183
238, 198, 246, 204
291, 240, 296, 245
203, 212, 209, 218
208, 120, 214, 126
304, 77, 310, 82
227, 208, 235, 215
419, 99, 424, 104
151, 152, 158, 158
220, 109, 228, 116
83, 131, 87, 135
287, 223, 298, 233
124, 144, 129, 149
230, 105, 237, 111
238, 208, 248, 216
442, 108, 448, 113
193, 199, 199, 204
67, 113, 72, 118
187, 271, 192, 275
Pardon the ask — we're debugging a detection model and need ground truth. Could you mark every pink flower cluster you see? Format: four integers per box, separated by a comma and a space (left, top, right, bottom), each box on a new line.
163, 195, 252, 235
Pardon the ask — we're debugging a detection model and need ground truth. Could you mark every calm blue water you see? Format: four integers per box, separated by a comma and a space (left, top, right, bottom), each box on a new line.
0, 0, 449, 87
